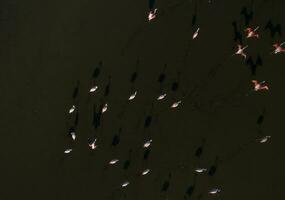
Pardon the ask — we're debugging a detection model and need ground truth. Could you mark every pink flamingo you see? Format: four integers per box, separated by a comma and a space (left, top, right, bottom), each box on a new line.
245, 26, 259, 38
233, 44, 248, 59
272, 42, 285, 54
252, 80, 269, 91
148, 9, 158, 21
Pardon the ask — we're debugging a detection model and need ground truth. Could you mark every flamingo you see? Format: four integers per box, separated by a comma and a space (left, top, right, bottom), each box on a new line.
272, 42, 285, 54
89, 85, 98, 93
148, 9, 158, 21
252, 80, 269, 91
143, 139, 152, 148
88, 139, 97, 149
109, 159, 119, 165
64, 149, 72, 154
245, 26, 259, 38
233, 45, 248, 59
142, 169, 151, 175
171, 100, 182, 108
193, 28, 200, 39
69, 105, 76, 114
128, 91, 137, 101
102, 103, 108, 113
209, 188, 221, 194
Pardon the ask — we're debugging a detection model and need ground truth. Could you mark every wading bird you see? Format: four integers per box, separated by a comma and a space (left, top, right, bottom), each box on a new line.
142, 169, 150, 175
258, 136, 271, 143
109, 159, 119, 165
171, 101, 182, 108
233, 45, 248, 59
157, 93, 167, 100
102, 103, 108, 113
89, 139, 97, 149
128, 91, 137, 101
121, 181, 130, 187
64, 149, 72, 154
252, 80, 269, 91
89, 85, 98, 93
148, 8, 158, 21
245, 26, 259, 38
143, 139, 152, 148
70, 131, 76, 141
272, 42, 285, 54
195, 168, 207, 173
209, 188, 221, 195
193, 28, 200, 39
69, 105, 76, 114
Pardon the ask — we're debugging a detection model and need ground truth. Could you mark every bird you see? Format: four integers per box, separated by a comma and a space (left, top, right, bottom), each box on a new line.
193, 28, 200, 39
109, 159, 119, 165
128, 91, 137, 101
89, 85, 98, 93
64, 149, 72, 154
70, 131, 76, 141
88, 139, 97, 149
171, 101, 182, 108
245, 26, 259, 38
209, 188, 221, 194
157, 93, 167, 100
121, 181, 130, 187
252, 80, 269, 91
233, 44, 248, 59
258, 136, 271, 143
102, 103, 108, 113
195, 168, 207, 173
272, 42, 285, 54
148, 8, 158, 21
143, 139, 152, 148
69, 105, 76, 114
142, 169, 151, 175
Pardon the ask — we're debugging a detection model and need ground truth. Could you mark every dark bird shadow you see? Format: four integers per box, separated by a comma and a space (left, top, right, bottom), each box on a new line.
144, 115, 152, 128
191, 0, 198, 27
257, 108, 266, 126
208, 165, 217, 176
246, 55, 263, 76
240, 6, 253, 26
265, 19, 282, 38
143, 103, 155, 130
232, 21, 243, 44
256, 54, 263, 66
130, 71, 138, 84
123, 160, 131, 170
161, 180, 170, 192
192, 14, 197, 27
104, 76, 111, 97
123, 149, 132, 170
185, 185, 195, 198
172, 81, 179, 91
92, 104, 101, 129
171, 71, 181, 92
74, 112, 79, 127
195, 138, 206, 158
149, 0, 156, 10
130, 59, 140, 84
143, 149, 151, 160
195, 146, 203, 158
257, 114, 264, 125
72, 80, 80, 99
208, 157, 219, 176
92, 60, 103, 79
158, 64, 167, 84
112, 128, 122, 146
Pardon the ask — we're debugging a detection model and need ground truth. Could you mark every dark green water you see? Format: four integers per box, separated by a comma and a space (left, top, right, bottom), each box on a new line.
0, 0, 283, 199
